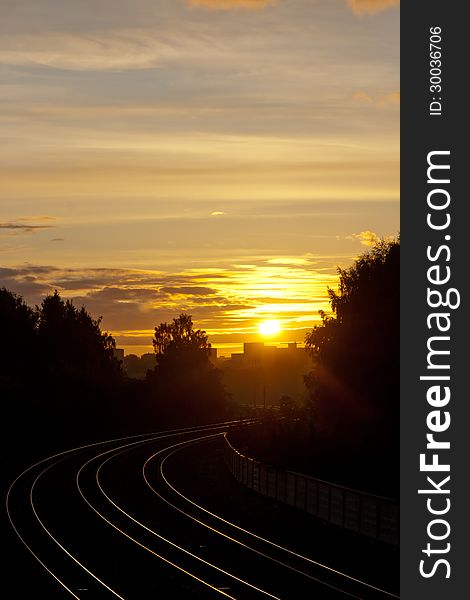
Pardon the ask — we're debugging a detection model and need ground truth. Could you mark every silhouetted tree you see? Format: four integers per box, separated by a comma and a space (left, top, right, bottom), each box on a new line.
304, 238, 399, 447
1, 288, 124, 464
147, 314, 229, 423
29, 291, 122, 441
1, 288, 40, 446
0, 288, 37, 381
37, 290, 120, 384
153, 313, 211, 356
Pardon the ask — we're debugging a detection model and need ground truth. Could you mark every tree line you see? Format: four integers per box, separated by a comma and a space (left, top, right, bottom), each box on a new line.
1, 289, 231, 471
304, 237, 399, 493
304, 237, 399, 440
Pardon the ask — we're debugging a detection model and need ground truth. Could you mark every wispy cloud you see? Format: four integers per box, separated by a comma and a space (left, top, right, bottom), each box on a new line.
351, 230, 380, 247
353, 90, 400, 107
0, 217, 56, 234
187, 0, 275, 10
0, 31, 173, 71
0, 266, 56, 298
347, 0, 399, 16
159, 286, 217, 296
347, 230, 396, 247
16, 216, 57, 223
267, 257, 313, 266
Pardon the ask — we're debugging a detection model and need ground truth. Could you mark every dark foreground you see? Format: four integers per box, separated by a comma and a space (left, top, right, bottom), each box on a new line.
3, 422, 398, 599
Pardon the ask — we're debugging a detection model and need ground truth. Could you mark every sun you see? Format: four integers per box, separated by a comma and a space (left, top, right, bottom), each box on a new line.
259, 319, 281, 336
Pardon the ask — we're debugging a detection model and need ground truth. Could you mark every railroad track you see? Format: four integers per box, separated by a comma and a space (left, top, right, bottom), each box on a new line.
5, 419, 398, 598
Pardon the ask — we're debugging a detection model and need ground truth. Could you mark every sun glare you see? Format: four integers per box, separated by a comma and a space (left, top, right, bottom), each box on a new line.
259, 319, 281, 336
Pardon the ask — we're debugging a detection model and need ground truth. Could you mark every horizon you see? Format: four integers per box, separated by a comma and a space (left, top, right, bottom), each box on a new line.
120, 338, 308, 359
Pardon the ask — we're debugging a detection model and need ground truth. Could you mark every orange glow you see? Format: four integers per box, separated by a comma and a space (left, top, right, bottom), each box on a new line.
0, 0, 399, 358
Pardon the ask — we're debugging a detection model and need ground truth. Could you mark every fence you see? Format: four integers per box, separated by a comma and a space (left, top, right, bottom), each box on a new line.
224, 434, 399, 546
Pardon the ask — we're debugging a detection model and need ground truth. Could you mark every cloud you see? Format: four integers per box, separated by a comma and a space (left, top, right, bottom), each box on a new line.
87, 286, 162, 303
251, 296, 313, 304
351, 230, 380, 247
187, 0, 275, 10
0, 265, 58, 276
211, 211, 226, 216
16, 215, 57, 222
0, 266, 55, 299
0, 31, 172, 71
0, 221, 55, 234
347, 0, 399, 16
267, 257, 312, 266
0, 259, 337, 349
160, 286, 217, 296
353, 90, 400, 107
347, 230, 397, 249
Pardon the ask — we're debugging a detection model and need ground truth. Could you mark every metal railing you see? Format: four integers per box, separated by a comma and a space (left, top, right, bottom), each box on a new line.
224, 434, 399, 546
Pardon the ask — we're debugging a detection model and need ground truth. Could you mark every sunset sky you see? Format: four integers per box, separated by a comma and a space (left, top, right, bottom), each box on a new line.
0, 0, 399, 356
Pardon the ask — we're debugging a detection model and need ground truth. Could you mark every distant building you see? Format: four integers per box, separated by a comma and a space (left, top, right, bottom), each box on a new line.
218, 342, 312, 408
230, 353, 244, 366
243, 342, 265, 362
